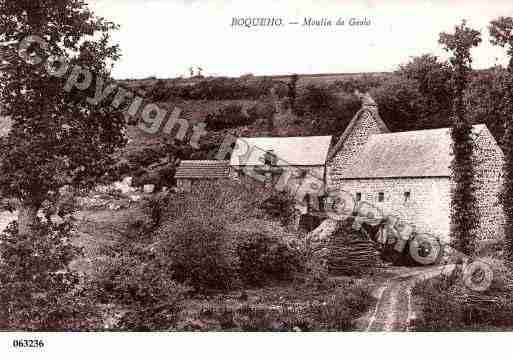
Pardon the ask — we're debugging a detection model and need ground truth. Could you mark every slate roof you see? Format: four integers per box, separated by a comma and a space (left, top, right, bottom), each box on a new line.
337, 125, 488, 179
327, 105, 389, 161
230, 136, 332, 166
175, 160, 231, 179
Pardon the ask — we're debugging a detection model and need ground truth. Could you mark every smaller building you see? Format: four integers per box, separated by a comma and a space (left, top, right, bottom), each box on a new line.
230, 136, 333, 214
175, 160, 232, 192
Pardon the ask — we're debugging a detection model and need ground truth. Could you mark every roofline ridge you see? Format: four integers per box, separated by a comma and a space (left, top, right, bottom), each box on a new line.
327, 107, 389, 161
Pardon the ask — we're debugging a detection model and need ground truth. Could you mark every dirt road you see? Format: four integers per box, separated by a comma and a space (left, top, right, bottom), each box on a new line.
362, 265, 455, 332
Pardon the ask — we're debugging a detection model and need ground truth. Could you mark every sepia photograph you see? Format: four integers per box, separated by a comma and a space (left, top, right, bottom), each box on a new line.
1, 0, 513, 357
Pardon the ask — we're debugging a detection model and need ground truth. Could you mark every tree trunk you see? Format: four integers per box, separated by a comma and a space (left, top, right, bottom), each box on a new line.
18, 203, 39, 236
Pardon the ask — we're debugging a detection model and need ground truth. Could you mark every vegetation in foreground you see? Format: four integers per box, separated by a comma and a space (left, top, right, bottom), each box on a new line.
0, 181, 375, 331
412, 254, 513, 331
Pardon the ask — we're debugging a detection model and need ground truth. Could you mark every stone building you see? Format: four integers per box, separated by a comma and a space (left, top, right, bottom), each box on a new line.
327, 96, 505, 243
229, 136, 332, 214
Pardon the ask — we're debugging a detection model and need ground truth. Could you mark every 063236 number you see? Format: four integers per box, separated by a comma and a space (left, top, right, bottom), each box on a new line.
12, 339, 44, 348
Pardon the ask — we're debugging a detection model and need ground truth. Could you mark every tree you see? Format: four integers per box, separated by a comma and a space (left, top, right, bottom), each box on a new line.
439, 20, 482, 256
370, 76, 428, 131
397, 54, 454, 128
0, 0, 125, 235
489, 16, 513, 259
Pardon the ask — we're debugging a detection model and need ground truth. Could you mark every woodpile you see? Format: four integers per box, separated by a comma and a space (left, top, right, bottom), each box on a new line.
327, 220, 382, 275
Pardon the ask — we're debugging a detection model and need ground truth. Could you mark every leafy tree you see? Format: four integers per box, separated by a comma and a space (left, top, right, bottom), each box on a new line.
0, 0, 124, 235
397, 54, 454, 128
370, 76, 428, 131
439, 20, 482, 256
489, 16, 513, 259
294, 85, 359, 136
465, 66, 510, 142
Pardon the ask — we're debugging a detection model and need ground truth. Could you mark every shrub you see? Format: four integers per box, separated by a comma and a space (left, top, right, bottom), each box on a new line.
206, 104, 254, 130
259, 192, 295, 225
0, 222, 102, 330
144, 192, 169, 229
155, 181, 300, 292
127, 146, 166, 169
183, 282, 373, 331
247, 102, 275, 122
163, 180, 269, 225
302, 254, 333, 290
87, 221, 191, 331
154, 219, 238, 293
236, 232, 303, 287
412, 260, 513, 330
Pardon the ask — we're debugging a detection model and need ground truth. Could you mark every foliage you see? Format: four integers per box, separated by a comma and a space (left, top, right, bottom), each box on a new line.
163, 180, 270, 224
247, 101, 276, 123
205, 104, 254, 130
465, 67, 510, 142
155, 77, 277, 101
0, 221, 101, 330
84, 211, 191, 331
154, 219, 238, 293
396, 54, 454, 128
370, 76, 428, 131
489, 17, 513, 261
154, 181, 303, 292
294, 85, 359, 136
89, 254, 190, 331
0, 0, 125, 234
148, 79, 170, 102
439, 20, 482, 256
413, 260, 513, 330
183, 282, 373, 331
302, 254, 333, 290
258, 192, 296, 225
127, 146, 166, 169
236, 232, 303, 287
144, 192, 170, 228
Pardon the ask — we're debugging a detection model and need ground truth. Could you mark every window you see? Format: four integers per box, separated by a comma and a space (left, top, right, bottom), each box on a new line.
356, 192, 362, 202
404, 191, 411, 202
378, 192, 384, 202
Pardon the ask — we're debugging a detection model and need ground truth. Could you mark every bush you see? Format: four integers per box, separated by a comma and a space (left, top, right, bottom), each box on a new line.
205, 104, 254, 130
302, 254, 333, 290
247, 102, 276, 123
86, 213, 192, 331
259, 193, 295, 225
163, 180, 270, 225
89, 253, 191, 330
182, 282, 373, 331
0, 221, 102, 330
127, 146, 166, 170
412, 260, 513, 330
154, 219, 238, 293
236, 232, 303, 287
154, 181, 303, 292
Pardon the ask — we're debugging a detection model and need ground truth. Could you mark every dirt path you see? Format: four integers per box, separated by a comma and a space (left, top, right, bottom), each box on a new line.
362, 265, 455, 332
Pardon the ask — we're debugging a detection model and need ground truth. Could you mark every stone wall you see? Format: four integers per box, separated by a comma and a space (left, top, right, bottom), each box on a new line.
328, 110, 384, 186
336, 177, 452, 242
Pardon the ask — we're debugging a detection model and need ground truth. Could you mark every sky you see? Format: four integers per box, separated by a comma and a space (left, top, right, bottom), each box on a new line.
89, 0, 513, 79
